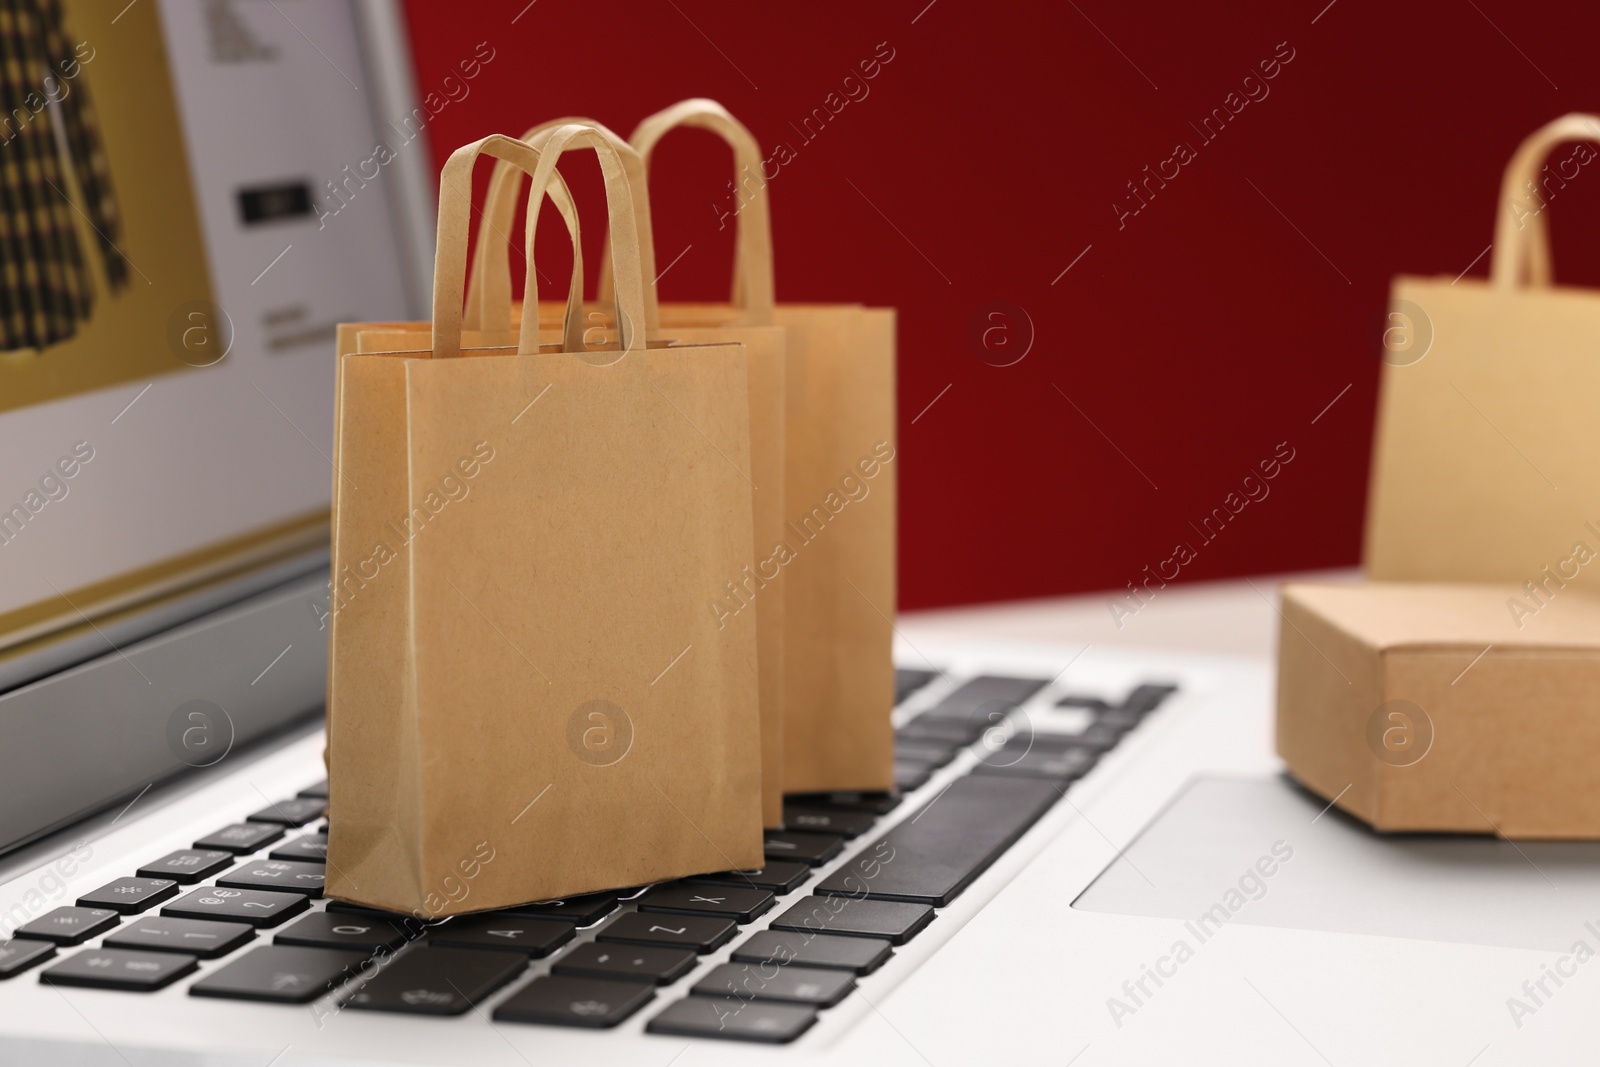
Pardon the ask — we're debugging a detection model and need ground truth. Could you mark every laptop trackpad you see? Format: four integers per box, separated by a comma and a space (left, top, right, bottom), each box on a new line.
1073, 775, 1597, 952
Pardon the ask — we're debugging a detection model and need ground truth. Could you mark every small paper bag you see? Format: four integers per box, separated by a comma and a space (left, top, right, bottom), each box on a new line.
473, 101, 897, 796
326, 128, 764, 917
1367, 113, 1600, 590
347, 119, 789, 827
625, 100, 897, 795
466, 117, 790, 825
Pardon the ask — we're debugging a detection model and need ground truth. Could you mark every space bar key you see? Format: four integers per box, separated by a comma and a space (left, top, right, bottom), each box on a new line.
815, 775, 1062, 907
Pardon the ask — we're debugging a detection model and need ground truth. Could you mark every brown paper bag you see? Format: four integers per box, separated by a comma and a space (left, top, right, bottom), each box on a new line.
355, 119, 788, 827
464, 117, 790, 825
1367, 113, 1600, 593
626, 100, 897, 795
326, 128, 763, 917
472, 102, 896, 795
325, 171, 587, 766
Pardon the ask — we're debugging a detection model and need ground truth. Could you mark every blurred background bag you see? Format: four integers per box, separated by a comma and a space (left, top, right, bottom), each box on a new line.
1366, 113, 1600, 591
326, 129, 763, 917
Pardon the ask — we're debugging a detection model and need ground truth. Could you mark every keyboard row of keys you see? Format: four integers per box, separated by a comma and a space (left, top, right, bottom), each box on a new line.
0, 675, 1178, 1045
649, 678, 1177, 1039
0, 791, 330, 981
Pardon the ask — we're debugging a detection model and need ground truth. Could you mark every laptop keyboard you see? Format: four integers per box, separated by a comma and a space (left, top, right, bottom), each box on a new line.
0, 669, 1177, 1044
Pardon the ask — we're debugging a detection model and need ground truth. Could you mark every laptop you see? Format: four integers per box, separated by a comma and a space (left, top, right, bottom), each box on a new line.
0, 3, 1578, 1064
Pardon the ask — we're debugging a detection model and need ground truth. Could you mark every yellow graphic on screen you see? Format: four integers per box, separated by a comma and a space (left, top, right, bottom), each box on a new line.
0, 0, 214, 411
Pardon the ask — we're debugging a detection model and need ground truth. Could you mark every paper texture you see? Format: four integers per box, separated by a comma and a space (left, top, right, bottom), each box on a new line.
1367, 114, 1600, 591
1277, 581, 1600, 839
326, 129, 763, 916
600, 101, 897, 793
469, 102, 900, 801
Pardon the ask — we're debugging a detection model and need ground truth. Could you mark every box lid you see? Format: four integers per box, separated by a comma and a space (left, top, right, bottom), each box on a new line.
1283, 581, 1600, 652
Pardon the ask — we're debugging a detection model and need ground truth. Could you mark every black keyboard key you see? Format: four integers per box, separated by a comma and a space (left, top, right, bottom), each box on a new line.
647, 995, 816, 1043
194, 823, 284, 854
163, 886, 308, 927
105, 917, 254, 959
693, 961, 855, 1007
897, 717, 979, 745
1056, 723, 1125, 752
894, 760, 934, 792
688, 861, 810, 896
770, 896, 934, 945
763, 831, 844, 866
785, 791, 901, 816
551, 941, 696, 985
343, 946, 525, 1016
17, 907, 118, 945
597, 912, 735, 953
894, 668, 939, 703
246, 797, 325, 826
216, 859, 326, 897
1122, 683, 1178, 714
0, 939, 54, 978
325, 900, 434, 934
782, 807, 876, 838
817, 775, 1060, 906
1055, 693, 1113, 712
190, 944, 367, 1003
731, 930, 892, 975
268, 832, 328, 862
904, 717, 988, 743
494, 974, 655, 1028
76, 877, 179, 915
274, 911, 410, 953
499, 892, 618, 926
917, 675, 1049, 731
41, 948, 196, 991
972, 740, 1099, 781
137, 849, 234, 884
297, 779, 330, 799
1090, 707, 1146, 732
637, 883, 774, 923
428, 915, 574, 957
893, 740, 959, 766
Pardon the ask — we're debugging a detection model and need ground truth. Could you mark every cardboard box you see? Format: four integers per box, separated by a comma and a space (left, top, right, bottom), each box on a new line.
1276, 582, 1600, 839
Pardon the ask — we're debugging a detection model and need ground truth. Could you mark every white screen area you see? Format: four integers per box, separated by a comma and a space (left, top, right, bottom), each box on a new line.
0, 0, 414, 619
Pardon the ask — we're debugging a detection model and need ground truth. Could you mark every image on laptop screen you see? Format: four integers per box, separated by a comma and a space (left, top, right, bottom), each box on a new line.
0, 0, 417, 677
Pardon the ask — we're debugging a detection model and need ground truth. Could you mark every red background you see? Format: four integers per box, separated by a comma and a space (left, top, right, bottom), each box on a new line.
401, 0, 1600, 611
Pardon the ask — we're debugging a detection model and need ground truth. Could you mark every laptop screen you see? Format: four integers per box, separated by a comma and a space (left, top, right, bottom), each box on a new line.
0, 1, 419, 664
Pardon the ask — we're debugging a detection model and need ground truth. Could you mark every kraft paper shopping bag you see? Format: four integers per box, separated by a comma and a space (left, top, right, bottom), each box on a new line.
1367, 113, 1600, 595
625, 100, 897, 795
349, 119, 788, 827
472, 101, 897, 796
463, 117, 789, 826
324, 169, 587, 773
326, 128, 763, 917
